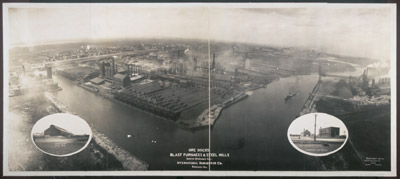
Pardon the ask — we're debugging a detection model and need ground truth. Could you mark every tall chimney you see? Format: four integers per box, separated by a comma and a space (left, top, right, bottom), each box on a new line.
193, 57, 197, 71
46, 65, 52, 79
212, 53, 216, 70
101, 62, 105, 78
126, 64, 130, 77
112, 57, 115, 76
314, 114, 317, 141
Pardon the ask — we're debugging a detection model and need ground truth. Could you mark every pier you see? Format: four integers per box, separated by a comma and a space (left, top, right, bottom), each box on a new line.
298, 79, 322, 116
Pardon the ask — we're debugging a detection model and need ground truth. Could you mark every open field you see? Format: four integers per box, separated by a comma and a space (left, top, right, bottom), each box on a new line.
291, 137, 346, 154
33, 136, 90, 155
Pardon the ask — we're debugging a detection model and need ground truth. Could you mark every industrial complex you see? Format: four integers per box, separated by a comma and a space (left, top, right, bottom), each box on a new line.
9, 41, 278, 128
7, 39, 392, 171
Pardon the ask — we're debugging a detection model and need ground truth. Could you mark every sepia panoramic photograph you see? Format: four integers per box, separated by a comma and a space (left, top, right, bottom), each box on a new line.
31, 113, 92, 156
288, 113, 348, 156
3, 3, 396, 177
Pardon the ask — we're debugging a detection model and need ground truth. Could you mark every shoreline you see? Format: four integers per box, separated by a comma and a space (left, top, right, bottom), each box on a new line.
75, 81, 194, 129
69, 75, 251, 129
44, 92, 149, 170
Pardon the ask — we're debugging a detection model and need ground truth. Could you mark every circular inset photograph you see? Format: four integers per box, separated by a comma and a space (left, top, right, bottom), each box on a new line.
287, 113, 348, 157
31, 113, 92, 157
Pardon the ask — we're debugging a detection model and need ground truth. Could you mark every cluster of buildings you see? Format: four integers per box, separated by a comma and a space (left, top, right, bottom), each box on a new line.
9, 64, 61, 96
82, 52, 251, 121
319, 127, 340, 138
298, 127, 341, 138
43, 45, 137, 62
348, 69, 391, 96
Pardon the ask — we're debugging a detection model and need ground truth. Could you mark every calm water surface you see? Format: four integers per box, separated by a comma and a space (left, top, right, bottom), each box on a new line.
53, 74, 319, 170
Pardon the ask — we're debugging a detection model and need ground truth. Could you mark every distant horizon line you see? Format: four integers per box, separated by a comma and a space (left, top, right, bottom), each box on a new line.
9, 37, 380, 60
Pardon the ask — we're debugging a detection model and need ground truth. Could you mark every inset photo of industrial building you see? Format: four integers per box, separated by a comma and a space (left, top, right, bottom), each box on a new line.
287, 113, 348, 156
31, 113, 92, 157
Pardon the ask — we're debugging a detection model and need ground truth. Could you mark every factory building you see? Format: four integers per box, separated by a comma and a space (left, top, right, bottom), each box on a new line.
113, 74, 131, 88
191, 71, 209, 88
45, 81, 61, 91
301, 129, 311, 137
212, 74, 232, 88
104, 63, 114, 79
193, 54, 224, 74
44, 125, 74, 137
46, 65, 52, 79
99, 56, 118, 79
378, 77, 391, 86
90, 77, 105, 85
319, 127, 340, 138
114, 86, 180, 120
188, 70, 232, 88
100, 62, 106, 77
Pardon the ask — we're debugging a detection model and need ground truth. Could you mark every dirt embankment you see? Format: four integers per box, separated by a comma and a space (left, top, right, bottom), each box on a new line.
8, 94, 124, 171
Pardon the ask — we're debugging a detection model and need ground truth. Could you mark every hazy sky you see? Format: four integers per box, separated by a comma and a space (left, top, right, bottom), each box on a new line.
288, 113, 347, 136
7, 4, 394, 59
32, 113, 92, 135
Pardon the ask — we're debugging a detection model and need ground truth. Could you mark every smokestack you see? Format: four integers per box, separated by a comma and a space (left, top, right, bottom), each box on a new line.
178, 50, 180, 59
314, 114, 317, 141
318, 65, 322, 81
129, 65, 131, 77
101, 62, 105, 78
112, 57, 115, 76
130, 65, 133, 76
212, 53, 216, 70
193, 57, 197, 71
349, 75, 352, 83
46, 65, 52, 79
126, 64, 130, 77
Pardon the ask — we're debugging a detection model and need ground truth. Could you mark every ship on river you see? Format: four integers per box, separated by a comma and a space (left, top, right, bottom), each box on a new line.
285, 92, 297, 101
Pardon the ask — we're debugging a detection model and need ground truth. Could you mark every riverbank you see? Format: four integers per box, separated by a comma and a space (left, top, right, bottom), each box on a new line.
189, 92, 248, 128
45, 92, 149, 170
305, 76, 392, 171
69, 74, 250, 129
298, 79, 322, 116
74, 80, 193, 129
7, 94, 124, 171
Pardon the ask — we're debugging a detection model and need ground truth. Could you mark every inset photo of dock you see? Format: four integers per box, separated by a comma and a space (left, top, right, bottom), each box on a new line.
31, 113, 92, 157
288, 113, 348, 156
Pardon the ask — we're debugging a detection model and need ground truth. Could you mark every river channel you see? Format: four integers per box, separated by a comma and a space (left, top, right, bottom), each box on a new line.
52, 74, 319, 170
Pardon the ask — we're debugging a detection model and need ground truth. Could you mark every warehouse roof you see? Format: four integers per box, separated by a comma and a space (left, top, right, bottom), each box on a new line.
215, 74, 232, 81
113, 74, 128, 81
90, 77, 105, 84
47, 124, 74, 136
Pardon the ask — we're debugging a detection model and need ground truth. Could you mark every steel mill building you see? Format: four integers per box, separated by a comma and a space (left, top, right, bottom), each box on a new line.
44, 125, 74, 137
319, 127, 340, 138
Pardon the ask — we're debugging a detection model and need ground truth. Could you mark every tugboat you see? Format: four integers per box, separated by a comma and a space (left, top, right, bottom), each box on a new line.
285, 92, 297, 101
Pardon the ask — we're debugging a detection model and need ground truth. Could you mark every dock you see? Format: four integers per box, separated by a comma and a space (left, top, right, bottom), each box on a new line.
298, 79, 322, 116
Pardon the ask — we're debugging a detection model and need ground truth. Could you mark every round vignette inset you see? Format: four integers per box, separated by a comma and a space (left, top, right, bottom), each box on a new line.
31, 113, 93, 157
287, 113, 349, 157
